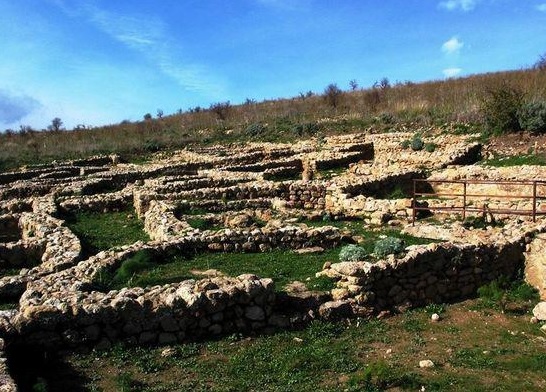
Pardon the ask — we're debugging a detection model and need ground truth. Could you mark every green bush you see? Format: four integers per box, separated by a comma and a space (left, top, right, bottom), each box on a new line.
400, 140, 411, 149
291, 122, 320, 136
339, 244, 368, 262
245, 123, 267, 136
386, 186, 408, 199
378, 112, 395, 124
462, 215, 494, 230
424, 142, 436, 153
143, 139, 161, 152
410, 135, 424, 151
374, 237, 405, 258
518, 100, 546, 133
481, 85, 524, 134
209, 101, 231, 120
113, 249, 156, 286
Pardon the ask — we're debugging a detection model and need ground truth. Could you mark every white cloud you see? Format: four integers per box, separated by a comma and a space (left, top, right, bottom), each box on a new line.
0, 89, 41, 126
537, 3, 546, 12
443, 68, 462, 78
442, 37, 464, 55
439, 0, 479, 12
53, 2, 226, 99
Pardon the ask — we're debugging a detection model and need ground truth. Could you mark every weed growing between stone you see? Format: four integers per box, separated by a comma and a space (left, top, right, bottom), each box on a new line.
0, 299, 18, 310
475, 276, 539, 313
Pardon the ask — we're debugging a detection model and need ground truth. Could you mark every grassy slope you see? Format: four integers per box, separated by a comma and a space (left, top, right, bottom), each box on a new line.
1, 68, 546, 171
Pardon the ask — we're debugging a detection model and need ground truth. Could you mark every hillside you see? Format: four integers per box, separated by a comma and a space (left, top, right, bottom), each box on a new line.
1, 67, 546, 171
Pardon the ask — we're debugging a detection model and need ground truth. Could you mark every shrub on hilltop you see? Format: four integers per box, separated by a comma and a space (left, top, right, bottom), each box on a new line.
518, 100, 546, 133
481, 85, 524, 134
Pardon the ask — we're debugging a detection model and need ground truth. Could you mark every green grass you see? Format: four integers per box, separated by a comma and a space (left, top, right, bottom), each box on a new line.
62, 209, 150, 257
0, 268, 21, 278
317, 167, 347, 179
0, 299, 19, 310
102, 223, 436, 292
40, 297, 546, 392
482, 153, 546, 167
105, 248, 339, 292
302, 219, 437, 253
473, 276, 539, 313
186, 217, 224, 231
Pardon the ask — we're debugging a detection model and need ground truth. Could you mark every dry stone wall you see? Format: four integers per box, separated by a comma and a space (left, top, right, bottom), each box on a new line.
321, 221, 546, 312
0, 208, 81, 298
0, 337, 16, 392
1, 132, 545, 390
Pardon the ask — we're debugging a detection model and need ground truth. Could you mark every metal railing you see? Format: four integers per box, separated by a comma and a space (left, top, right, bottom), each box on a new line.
411, 179, 546, 224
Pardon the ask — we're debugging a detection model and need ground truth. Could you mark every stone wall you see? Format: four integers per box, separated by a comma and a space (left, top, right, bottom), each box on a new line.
143, 200, 193, 241
143, 199, 342, 249
286, 182, 327, 210
14, 274, 276, 350
0, 201, 81, 299
524, 233, 546, 300
0, 241, 279, 349
133, 182, 289, 218
58, 189, 134, 213
0, 337, 17, 392
320, 222, 545, 312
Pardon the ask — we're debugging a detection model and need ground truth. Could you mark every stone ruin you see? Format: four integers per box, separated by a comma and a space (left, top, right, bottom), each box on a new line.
1, 131, 546, 390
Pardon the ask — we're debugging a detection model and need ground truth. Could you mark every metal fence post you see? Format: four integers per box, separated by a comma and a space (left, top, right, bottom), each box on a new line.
412, 179, 416, 226
462, 182, 467, 221
533, 181, 537, 222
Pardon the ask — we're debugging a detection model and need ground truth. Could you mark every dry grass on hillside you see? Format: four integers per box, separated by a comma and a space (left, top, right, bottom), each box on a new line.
1, 68, 546, 171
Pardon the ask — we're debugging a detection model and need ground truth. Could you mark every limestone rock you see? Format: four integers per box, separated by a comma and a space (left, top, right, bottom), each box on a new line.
318, 300, 353, 320
419, 359, 435, 368
245, 306, 265, 321
532, 302, 546, 321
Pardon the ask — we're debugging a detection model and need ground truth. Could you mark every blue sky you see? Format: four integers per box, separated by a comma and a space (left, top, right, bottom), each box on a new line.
1, 0, 545, 130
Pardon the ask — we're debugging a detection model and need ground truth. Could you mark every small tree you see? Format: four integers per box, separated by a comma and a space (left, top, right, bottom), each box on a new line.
349, 79, 358, 91
324, 83, 343, 108
379, 77, 390, 89
18, 125, 34, 134
156, 109, 164, 119
481, 85, 524, 134
518, 100, 546, 133
143, 113, 152, 121
47, 117, 63, 132
534, 52, 546, 70
209, 101, 231, 120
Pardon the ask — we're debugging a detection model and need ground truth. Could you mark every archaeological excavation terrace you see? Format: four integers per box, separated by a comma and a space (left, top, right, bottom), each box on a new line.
1, 131, 546, 390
